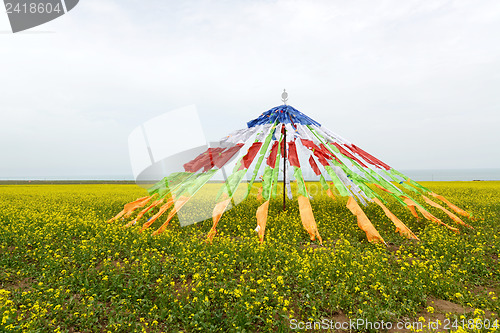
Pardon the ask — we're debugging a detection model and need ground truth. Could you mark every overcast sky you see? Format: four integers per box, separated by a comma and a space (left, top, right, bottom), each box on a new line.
1, 0, 499, 179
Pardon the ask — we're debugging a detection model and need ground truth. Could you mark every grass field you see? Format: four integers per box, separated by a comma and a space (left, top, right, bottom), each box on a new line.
0, 182, 499, 332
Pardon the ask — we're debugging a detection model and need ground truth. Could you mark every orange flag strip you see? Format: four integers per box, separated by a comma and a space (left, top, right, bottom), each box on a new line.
429, 192, 471, 218
372, 198, 419, 240
256, 186, 264, 203
108, 195, 154, 222
346, 197, 386, 245
374, 183, 393, 194
406, 203, 419, 219
152, 196, 191, 235
374, 184, 424, 221
255, 200, 270, 243
422, 195, 473, 229
207, 198, 232, 242
124, 198, 165, 228
298, 195, 323, 244
124, 195, 156, 218
403, 197, 459, 233
326, 188, 336, 201
140, 197, 174, 231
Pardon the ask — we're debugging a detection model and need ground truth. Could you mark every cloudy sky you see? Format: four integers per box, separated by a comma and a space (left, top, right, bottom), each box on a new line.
1, 0, 499, 179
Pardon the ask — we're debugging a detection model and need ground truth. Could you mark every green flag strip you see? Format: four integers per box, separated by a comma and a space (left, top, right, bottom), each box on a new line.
298, 126, 352, 197
369, 170, 425, 208
306, 126, 361, 176
174, 169, 219, 198
244, 122, 278, 199
382, 169, 406, 185
294, 137, 336, 196
390, 168, 431, 193
323, 165, 351, 197
162, 124, 276, 227
400, 182, 421, 195
148, 172, 197, 197
262, 166, 275, 200
379, 170, 434, 213
319, 174, 329, 190
307, 126, 441, 216
308, 126, 417, 207
293, 166, 308, 197
271, 132, 283, 198
259, 124, 285, 201
215, 169, 248, 202
306, 126, 375, 199
371, 173, 434, 214
147, 123, 271, 220
216, 123, 277, 202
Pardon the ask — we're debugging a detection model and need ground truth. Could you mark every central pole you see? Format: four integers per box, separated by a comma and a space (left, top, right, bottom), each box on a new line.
281, 89, 288, 212
283, 125, 286, 211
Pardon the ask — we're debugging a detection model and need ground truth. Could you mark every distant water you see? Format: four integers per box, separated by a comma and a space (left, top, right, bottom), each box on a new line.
399, 168, 500, 181
0, 175, 134, 181
1, 169, 499, 182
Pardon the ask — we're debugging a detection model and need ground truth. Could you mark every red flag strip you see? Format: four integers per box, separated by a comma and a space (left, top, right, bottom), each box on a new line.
213, 143, 244, 168
266, 141, 280, 168
300, 139, 318, 152
347, 144, 379, 167
332, 143, 368, 168
300, 139, 331, 167
238, 142, 263, 170
184, 145, 244, 173
287, 141, 301, 167
183, 148, 219, 172
319, 143, 342, 164
315, 153, 330, 167
183, 152, 206, 172
349, 144, 391, 170
309, 156, 321, 176
203, 148, 222, 172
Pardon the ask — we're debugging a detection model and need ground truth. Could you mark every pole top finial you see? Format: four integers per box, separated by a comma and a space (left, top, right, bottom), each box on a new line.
281, 89, 288, 105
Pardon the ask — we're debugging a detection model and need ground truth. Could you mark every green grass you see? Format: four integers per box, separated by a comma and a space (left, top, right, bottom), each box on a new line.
0, 182, 499, 332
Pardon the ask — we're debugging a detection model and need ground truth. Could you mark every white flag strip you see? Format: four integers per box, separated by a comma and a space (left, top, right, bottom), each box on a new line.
285, 159, 293, 200
332, 165, 370, 205
315, 125, 352, 146
255, 124, 274, 142
284, 123, 299, 141
295, 123, 314, 142
220, 126, 259, 146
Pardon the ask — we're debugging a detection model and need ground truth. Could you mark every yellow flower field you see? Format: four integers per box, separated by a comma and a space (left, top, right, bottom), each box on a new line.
0, 182, 499, 332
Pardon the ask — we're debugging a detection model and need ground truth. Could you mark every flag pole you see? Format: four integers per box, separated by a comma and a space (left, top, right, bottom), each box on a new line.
281, 89, 288, 211
283, 125, 286, 211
